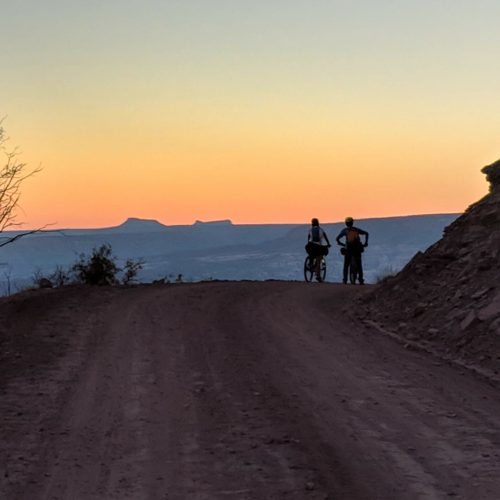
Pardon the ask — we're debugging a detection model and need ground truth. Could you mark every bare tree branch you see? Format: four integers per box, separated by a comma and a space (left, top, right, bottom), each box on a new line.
0, 119, 42, 233
0, 224, 61, 248
0, 228, 45, 248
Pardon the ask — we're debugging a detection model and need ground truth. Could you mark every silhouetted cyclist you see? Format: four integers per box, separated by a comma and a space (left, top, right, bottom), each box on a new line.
336, 217, 369, 284
305, 218, 331, 282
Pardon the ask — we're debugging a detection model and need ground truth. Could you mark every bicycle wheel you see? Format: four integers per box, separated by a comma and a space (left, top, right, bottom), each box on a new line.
349, 259, 357, 284
320, 257, 327, 281
304, 256, 314, 282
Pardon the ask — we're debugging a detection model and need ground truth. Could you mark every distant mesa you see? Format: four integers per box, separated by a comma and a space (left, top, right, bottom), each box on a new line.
108, 218, 233, 232
193, 219, 233, 226
116, 217, 168, 232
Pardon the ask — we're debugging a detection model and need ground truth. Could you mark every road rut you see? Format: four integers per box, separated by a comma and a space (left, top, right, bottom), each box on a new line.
1, 282, 499, 499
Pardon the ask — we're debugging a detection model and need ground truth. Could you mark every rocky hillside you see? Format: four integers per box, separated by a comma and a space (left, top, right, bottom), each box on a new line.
361, 160, 500, 378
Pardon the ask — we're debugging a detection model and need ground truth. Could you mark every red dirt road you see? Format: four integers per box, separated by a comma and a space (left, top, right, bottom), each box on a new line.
1, 282, 500, 499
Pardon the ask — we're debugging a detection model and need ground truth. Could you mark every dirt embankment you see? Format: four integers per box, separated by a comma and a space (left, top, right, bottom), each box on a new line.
360, 161, 500, 379
1, 281, 500, 500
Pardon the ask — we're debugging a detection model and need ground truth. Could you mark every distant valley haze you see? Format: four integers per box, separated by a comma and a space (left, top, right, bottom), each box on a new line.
0, 213, 459, 294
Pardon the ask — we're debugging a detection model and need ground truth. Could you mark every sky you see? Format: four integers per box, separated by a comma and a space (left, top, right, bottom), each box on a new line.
1, 0, 499, 228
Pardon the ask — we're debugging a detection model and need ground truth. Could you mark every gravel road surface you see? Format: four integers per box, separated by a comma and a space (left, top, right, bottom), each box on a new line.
1, 282, 499, 499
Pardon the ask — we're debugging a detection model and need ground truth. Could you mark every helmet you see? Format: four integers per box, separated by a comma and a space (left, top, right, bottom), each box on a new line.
345, 217, 354, 226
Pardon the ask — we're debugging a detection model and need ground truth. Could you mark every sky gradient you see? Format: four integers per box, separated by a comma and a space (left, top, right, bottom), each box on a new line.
2, 0, 499, 228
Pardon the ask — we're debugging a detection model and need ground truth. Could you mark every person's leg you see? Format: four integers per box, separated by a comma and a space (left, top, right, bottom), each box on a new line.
315, 251, 322, 280
342, 253, 350, 284
356, 253, 364, 284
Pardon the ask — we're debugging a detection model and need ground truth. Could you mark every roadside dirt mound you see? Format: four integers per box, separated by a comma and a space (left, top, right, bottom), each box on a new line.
361, 159, 500, 377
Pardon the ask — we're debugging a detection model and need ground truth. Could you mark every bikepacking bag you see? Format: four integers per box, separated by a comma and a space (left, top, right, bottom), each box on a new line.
346, 228, 364, 253
346, 227, 360, 244
305, 242, 328, 256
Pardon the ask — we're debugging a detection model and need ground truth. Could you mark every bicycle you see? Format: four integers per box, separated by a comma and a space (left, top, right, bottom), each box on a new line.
340, 246, 363, 284
348, 256, 359, 284
304, 255, 327, 282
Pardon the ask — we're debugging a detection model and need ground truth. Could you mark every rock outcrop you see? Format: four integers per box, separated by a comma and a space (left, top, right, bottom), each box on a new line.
482, 159, 500, 192
362, 160, 500, 376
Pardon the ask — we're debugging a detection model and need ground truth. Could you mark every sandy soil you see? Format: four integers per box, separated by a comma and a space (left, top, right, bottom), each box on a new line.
1, 282, 500, 499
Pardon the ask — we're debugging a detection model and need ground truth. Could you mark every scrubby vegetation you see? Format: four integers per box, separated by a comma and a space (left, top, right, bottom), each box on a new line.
375, 266, 397, 284
73, 244, 120, 285
122, 258, 144, 285
33, 244, 144, 288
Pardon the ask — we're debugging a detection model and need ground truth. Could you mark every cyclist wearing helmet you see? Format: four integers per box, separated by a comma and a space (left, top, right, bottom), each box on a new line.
305, 218, 331, 282
336, 217, 369, 284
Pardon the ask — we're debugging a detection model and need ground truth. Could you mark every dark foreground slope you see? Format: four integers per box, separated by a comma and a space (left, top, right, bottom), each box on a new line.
361, 160, 500, 378
1, 282, 500, 499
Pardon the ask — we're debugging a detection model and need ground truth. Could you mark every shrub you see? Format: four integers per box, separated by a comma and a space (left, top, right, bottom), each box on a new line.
31, 245, 143, 288
51, 265, 71, 287
32, 268, 44, 287
375, 265, 398, 284
122, 258, 144, 285
72, 244, 119, 286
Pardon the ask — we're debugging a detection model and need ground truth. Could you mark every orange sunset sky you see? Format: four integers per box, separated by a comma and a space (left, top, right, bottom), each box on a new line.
2, 1, 499, 228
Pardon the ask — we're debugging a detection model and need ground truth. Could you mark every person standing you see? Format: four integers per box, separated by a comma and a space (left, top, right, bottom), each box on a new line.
336, 217, 369, 284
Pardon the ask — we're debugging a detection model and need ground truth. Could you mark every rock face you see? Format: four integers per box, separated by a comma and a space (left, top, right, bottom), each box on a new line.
362, 161, 500, 375
482, 159, 500, 193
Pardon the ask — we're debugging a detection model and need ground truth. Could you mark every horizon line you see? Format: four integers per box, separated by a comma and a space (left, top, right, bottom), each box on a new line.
10, 211, 462, 233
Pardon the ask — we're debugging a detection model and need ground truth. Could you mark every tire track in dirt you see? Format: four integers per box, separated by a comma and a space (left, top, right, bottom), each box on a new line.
1, 282, 500, 499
